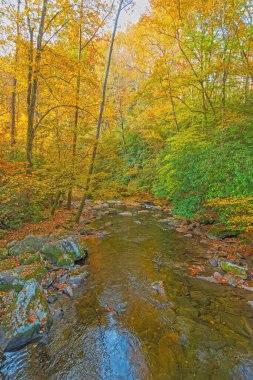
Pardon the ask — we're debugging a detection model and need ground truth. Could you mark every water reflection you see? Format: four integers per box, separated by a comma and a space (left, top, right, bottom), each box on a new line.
1, 210, 253, 379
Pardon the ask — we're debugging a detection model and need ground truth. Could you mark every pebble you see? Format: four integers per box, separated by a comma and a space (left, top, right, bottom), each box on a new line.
209, 259, 219, 268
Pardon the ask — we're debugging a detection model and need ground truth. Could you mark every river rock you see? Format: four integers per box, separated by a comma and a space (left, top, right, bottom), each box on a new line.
69, 271, 89, 285
118, 212, 133, 217
41, 271, 57, 289
63, 286, 73, 298
196, 276, 218, 284
219, 260, 248, 279
209, 258, 218, 268
0, 267, 26, 290
41, 236, 87, 268
138, 210, 150, 215
86, 229, 95, 235
0, 279, 52, 352
107, 208, 118, 215
158, 218, 181, 228
7, 235, 47, 256
93, 203, 109, 210
47, 293, 58, 304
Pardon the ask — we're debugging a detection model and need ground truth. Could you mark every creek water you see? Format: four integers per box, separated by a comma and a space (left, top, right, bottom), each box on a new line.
1, 208, 253, 379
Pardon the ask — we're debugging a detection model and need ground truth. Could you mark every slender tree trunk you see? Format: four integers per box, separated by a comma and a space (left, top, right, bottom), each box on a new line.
67, 1, 83, 210
10, 0, 21, 157
119, 92, 127, 153
26, 0, 48, 169
75, 0, 124, 223
51, 191, 62, 216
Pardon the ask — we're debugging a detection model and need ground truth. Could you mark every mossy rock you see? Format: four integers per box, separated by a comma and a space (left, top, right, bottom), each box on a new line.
195, 211, 217, 225
0, 267, 26, 289
22, 263, 48, 282
7, 235, 47, 256
0, 249, 8, 260
0, 279, 52, 352
41, 236, 87, 268
207, 225, 241, 239
219, 260, 248, 279
19, 253, 41, 266
57, 254, 75, 268
0, 264, 47, 289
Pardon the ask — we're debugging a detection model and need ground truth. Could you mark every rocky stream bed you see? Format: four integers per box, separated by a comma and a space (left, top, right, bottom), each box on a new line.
0, 201, 253, 379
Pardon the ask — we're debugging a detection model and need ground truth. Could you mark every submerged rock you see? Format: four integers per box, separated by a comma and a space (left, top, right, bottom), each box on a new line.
209, 258, 219, 268
196, 276, 218, 284
219, 260, 248, 279
137, 210, 150, 215
69, 271, 89, 286
151, 281, 165, 295
0, 279, 52, 352
118, 212, 133, 217
158, 218, 181, 228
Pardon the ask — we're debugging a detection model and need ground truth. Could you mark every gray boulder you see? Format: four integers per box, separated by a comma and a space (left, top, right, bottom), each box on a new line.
69, 271, 89, 286
0, 267, 26, 290
7, 235, 47, 256
0, 279, 52, 352
41, 236, 88, 268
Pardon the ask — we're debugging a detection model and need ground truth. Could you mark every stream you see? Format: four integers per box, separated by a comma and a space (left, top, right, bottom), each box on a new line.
1, 208, 253, 379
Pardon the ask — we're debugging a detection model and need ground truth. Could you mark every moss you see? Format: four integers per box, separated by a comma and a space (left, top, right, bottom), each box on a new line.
219, 260, 248, 279
0, 230, 6, 239
208, 225, 241, 239
19, 253, 41, 265
41, 244, 63, 264
0, 249, 8, 260
0, 283, 22, 292
195, 211, 216, 225
22, 264, 47, 281
57, 254, 74, 268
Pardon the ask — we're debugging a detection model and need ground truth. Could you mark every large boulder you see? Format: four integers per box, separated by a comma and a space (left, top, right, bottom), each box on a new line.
41, 236, 87, 268
7, 235, 47, 256
0, 279, 52, 352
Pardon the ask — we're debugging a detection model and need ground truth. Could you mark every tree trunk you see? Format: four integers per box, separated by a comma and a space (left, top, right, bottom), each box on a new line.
75, 0, 124, 223
26, 0, 48, 169
67, 1, 83, 210
10, 0, 21, 157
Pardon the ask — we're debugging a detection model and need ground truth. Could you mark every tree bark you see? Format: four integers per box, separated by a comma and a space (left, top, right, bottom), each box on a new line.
67, 0, 83, 210
10, 0, 21, 156
75, 0, 124, 223
26, 0, 48, 169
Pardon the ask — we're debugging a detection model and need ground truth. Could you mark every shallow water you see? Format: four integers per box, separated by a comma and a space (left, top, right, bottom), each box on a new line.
1, 210, 253, 380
